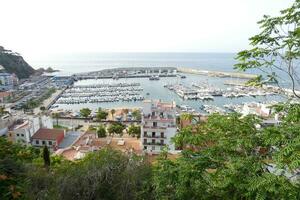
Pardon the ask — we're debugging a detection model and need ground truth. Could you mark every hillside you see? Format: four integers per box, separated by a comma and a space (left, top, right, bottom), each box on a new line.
0, 46, 35, 79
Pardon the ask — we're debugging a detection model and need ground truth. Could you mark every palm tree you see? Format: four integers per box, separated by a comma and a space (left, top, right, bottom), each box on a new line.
111, 109, 116, 120
52, 113, 60, 126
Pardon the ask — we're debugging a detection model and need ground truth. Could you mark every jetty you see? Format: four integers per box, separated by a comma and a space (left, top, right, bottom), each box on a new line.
177, 67, 257, 79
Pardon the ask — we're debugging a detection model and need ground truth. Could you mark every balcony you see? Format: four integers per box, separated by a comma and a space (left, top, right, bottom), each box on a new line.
143, 141, 165, 146
143, 135, 166, 139
143, 126, 167, 130
143, 124, 176, 130
143, 114, 175, 122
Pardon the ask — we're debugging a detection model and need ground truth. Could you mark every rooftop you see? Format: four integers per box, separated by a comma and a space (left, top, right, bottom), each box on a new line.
31, 128, 64, 141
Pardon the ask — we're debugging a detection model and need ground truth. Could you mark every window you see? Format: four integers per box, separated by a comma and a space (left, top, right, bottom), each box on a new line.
144, 139, 147, 144
160, 140, 164, 145
153, 122, 157, 127
48, 141, 52, 145
152, 146, 155, 150
35, 140, 39, 144
16, 134, 19, 136
21, 134, 24, 137
152, 139, 155, 144
161, 132, 164, 138
152, 132, 155, 137
144, 131, 147, 136
151, 112, 155, 117
144, 146, 147, 150
42, 141, 45, 145
160, 112, 164, 117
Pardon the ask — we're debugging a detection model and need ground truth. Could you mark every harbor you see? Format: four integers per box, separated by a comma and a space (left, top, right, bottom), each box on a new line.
50, 68, 288, 115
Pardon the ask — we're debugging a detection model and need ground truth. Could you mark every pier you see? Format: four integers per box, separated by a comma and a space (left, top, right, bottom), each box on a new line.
177, 67, 257, 79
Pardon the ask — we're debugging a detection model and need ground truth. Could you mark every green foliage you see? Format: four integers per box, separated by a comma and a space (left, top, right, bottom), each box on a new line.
128, 125, 141, 138
43, 146, 51, 168
132, 110, 142, 120
80, 108, 92, 118
107, 122, 126, 136
97, 125, 107, 138
235, 0, 300, 98
154, 110, 300, 199
22, 88, 56, 110
0, 106, 8, 116
96, 108, 108, 121
0, 46, 35, 79
0, 138, 39, 200
25, 148, 153, 200
52, 113, 60, 126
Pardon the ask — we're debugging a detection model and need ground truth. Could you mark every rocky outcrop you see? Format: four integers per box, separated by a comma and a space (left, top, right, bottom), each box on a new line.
0, 46, 35, 79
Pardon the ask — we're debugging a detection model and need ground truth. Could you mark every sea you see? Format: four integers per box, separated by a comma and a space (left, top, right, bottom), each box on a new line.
29, 53, 288, 112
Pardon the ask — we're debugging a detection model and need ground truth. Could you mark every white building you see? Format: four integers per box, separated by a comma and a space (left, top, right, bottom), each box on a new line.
141, 100, 178, 154
10, 115, 53, 145
0, 73, 18, 91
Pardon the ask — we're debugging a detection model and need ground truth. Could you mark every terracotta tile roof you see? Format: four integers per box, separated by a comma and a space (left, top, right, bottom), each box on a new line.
31, 128, 64, 140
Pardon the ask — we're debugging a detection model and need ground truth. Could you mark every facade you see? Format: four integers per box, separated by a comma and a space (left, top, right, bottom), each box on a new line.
0, 73, 18, 91
141, 100, 177, 154
9, 116, 53, 145
31, 128, 65, 150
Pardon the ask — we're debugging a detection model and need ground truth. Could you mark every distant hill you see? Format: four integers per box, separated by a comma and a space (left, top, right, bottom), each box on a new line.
0, 46, 35, 79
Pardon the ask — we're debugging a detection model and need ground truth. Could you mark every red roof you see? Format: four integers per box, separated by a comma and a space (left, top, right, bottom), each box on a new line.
31, 128, 64, 141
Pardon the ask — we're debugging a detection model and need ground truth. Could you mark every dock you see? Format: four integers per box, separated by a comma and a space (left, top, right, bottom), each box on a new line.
177, 67, 257, 79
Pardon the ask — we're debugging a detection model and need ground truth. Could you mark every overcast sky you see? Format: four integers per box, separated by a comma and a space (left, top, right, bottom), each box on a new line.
0, 0, 294, 60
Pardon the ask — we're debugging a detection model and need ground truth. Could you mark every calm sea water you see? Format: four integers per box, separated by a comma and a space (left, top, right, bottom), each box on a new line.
30, 52, 241, 74
30, 53, 288, 111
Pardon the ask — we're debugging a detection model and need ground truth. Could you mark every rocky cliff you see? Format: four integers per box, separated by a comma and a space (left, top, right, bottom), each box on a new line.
0, 46, 35, 79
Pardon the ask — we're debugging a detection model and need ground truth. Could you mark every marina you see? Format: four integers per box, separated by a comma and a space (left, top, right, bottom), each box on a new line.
164, 82, 280, 100
51, 71, 288, 114
56, 82, 144, 104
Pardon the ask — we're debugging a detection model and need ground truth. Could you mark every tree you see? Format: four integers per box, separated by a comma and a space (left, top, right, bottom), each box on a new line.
235, 0, 300, 98
96, 108, 108, 121
132, 109, 141, 121
107, 122, 125, 136
0, 106, 7, 116
128, 125, 141, 138
111, 109, 116, 119
43, 145, 51, 168
29, 149, 153, 200
40, 106, 46, 113
97, 125, 106, 138
52, 112, 60, 126
154, 111, 300, 199
80, 108, 91, 118
0, 137, 39, 200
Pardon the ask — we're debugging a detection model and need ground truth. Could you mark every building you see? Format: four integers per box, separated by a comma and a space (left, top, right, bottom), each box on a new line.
0, 73, 16, 91
31, 128, 65, 150
9, 116, 53, 145
141, 100, 178, 154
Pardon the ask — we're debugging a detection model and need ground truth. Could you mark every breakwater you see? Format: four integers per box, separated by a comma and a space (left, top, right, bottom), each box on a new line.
177, 67, 257, 79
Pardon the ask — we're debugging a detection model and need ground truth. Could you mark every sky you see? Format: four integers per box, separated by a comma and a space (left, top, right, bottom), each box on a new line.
0, 0, 295, 60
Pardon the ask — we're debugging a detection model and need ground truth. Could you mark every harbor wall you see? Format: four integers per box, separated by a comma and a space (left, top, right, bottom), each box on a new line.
177, 67, 257, 79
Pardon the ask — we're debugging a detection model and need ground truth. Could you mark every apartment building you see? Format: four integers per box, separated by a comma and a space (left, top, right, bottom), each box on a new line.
0, 73, 18, 91
141, 100, 177, 154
